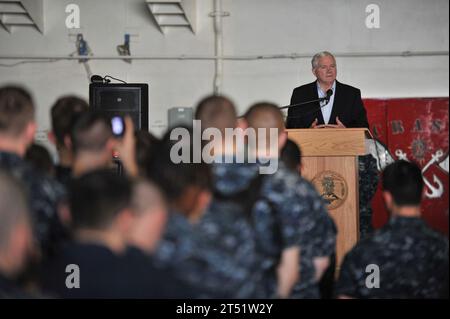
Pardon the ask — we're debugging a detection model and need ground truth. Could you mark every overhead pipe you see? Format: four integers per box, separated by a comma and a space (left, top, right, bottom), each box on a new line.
0, 51, 447, 63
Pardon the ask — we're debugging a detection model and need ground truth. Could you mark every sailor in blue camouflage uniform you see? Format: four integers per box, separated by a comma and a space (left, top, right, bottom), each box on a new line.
198, 153, 312, 299
0, 86, 67, 259
152, 209, 216, 298
244, 102, 337, 299
195, 95, 306, 298
198, 161, 264, 298
156, 208, 260, 298
279, 138, 338, 298
192, 96, 269, 298
0, 152, 66, 255
150, 126, 260, 298
257, 158, 337, 298
201, 157, 334, 299
336, 160, 449, 298
206, 157, 310, 298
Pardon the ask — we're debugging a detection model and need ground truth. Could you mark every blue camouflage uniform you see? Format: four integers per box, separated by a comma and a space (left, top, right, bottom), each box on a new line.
256, 160, 337, 298
153, 211, 210, 296
155, 158, 338, 299
207, 161, 277, 298
213, 158, 336, 298
199, 163, 264, 298
0, 151, 67, 257
336, 216, 449, 298
155, 201, 260, 298
358, 154, 379, 240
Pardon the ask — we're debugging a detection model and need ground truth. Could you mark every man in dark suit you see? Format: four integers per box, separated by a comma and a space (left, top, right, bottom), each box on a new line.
286, 52, 376, 298
286, 51, 369, 129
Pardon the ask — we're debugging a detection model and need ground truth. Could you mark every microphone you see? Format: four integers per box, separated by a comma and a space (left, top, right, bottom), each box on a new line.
323, 89, 333, 104
90, 75, 105, 83
90, 74, 126, 84
279, 89, 333, 111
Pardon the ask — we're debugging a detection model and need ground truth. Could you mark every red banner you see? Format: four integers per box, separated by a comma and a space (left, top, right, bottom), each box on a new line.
365, 98, 449, 236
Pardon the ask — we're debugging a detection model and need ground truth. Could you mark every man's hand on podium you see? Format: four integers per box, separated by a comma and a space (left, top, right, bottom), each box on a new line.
310, 118, 319, 128
315, 116, 346, 129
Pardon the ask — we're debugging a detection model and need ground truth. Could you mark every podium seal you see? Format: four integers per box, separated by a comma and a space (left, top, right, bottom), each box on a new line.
312, 170, 348, 210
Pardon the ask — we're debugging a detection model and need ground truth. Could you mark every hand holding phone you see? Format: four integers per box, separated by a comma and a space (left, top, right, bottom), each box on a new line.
113, 116, 138, 177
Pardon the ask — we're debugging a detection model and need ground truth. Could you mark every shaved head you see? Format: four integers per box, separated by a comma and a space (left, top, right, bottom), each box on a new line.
129, 179, 168, 253
195, 95, 238, 133
71, 112, 113, 155
131, 179, 166, 215
244, 102, 287, 157
244, 102, 285, 133
0, 86, 35, 137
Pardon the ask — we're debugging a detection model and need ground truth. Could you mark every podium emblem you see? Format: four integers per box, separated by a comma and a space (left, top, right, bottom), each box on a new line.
312, 170, 348, 210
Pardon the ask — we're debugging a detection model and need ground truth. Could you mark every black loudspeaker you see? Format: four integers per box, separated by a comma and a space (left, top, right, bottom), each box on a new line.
89, 83, 149, 130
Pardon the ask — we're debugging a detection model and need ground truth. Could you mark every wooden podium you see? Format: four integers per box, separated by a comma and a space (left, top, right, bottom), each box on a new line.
287, 128, 369, 269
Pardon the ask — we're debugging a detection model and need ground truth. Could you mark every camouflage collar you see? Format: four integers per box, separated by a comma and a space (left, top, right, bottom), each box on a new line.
388, 216, 426, 229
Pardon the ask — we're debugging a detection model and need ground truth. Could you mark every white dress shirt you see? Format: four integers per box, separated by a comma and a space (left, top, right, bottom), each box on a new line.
317, 81, 336, 124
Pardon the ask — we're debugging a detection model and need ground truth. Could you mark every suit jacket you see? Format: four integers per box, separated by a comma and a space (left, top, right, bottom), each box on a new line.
286, 80, 369, 129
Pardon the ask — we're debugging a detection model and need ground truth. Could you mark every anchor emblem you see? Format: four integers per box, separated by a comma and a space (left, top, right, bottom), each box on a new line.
394, 149, 445, 199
